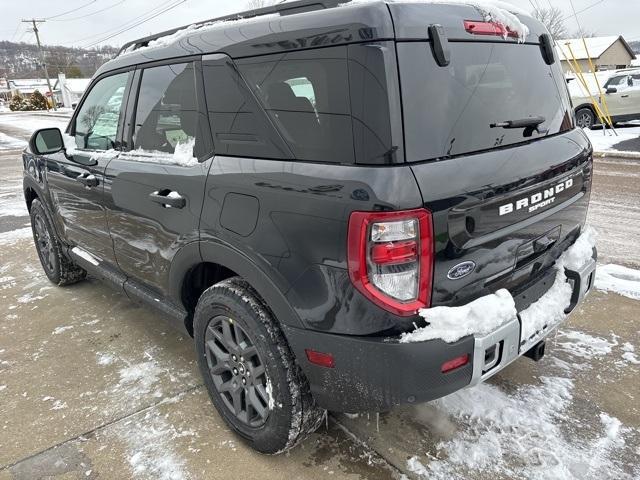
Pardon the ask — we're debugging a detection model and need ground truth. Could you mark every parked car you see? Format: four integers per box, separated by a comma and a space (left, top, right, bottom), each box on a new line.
22, 0, 596, 454
571, 67, 640, 128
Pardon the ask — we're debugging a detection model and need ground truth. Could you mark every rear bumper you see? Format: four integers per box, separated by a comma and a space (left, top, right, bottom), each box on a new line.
284, 257, 596, 413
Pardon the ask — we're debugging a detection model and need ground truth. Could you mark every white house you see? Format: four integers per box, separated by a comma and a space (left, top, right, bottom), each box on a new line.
53, 74, 91, 108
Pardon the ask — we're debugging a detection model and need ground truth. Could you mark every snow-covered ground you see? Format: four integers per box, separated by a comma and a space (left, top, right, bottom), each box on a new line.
0, 112, 70, 146
584, 124, 640, 153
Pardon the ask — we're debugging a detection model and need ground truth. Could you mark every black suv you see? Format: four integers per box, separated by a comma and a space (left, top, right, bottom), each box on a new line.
23, 0, 596, 454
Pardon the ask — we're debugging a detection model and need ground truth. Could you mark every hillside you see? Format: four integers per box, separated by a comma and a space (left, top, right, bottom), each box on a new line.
0, 41, 117, 79
630, 40, 640, 56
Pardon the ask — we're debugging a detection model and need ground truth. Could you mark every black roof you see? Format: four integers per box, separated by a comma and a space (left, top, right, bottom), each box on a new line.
96, 0, 544, 77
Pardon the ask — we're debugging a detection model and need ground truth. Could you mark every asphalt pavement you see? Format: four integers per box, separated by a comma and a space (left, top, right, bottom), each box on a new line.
0, 115, 638, 479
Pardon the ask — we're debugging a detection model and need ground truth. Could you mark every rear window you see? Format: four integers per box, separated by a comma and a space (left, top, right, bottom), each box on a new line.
398, 42, 573, 162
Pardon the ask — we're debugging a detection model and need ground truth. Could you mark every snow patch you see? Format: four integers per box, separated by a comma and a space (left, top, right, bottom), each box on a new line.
413, 376, 633, 479
595, 264, 640, 300
52, 325, 74, 335
400, 289, 516, 343
583, 125, 640, 153
62, 134, 119, 161
556, 330, 617, 359
97, 353, 115, 366
0, 227, 32, 245
344, 0, 529, 40
620, 343, 640, 365
402, 227, 596, 344
120, 138, 198, 167
0, 385, 7, 392
118, 411, 190, 480
117, 361, 163, 395
0, 132, 26, 150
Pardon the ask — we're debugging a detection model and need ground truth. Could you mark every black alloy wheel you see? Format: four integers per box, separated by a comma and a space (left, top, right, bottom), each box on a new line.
33, 210, 57, 275
205, 315, 270, 427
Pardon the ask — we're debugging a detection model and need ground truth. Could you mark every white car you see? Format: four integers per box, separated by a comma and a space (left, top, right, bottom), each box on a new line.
570, 68, 640, 128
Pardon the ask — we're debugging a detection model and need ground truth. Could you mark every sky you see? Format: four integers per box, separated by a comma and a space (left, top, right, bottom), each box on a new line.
0, 0, 638, 49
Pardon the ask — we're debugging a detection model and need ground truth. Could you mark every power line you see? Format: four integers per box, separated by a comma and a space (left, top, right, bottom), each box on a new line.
561, 0, 606, 22
44, 0, 99, 21
82, 0, 188, 48
50, 0, 128, 22
9, 22, 22, 41
70, 0, 179, 44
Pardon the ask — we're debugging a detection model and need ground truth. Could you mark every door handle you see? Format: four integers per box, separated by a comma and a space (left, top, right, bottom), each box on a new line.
76, 173, 99, 187
149, 190, 186, 209
621, 94, 629, 98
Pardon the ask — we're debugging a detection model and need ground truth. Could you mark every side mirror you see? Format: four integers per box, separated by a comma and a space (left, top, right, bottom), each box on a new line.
29, 128, 65, 155
606, 87, 618, 94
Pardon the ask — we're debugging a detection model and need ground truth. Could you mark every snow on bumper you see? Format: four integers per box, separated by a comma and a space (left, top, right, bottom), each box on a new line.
400, 227, 597, 384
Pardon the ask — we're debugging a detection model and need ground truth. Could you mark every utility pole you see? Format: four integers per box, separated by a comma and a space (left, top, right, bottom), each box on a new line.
21, 18, 56, 111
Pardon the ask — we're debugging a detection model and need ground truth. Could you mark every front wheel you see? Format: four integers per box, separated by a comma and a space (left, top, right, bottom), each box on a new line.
193, 277, 324, 454
575, 107, 596, 129
30, 199, 86, 286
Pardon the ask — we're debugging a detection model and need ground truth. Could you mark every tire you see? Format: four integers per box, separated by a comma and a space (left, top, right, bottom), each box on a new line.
575, 107, 596, 129
193, 277, 324, 454
30, 199, 86, 286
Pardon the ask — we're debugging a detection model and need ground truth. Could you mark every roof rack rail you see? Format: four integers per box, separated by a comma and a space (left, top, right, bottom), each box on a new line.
117, 0, 351, 56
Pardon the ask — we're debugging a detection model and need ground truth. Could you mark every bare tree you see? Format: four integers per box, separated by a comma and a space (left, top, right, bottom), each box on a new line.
245, 0, 279, 9
532, 7, 568, 40
572, 29, 598, 38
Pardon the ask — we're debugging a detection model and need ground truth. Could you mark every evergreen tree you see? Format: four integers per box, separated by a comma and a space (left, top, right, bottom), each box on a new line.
29, 90, 49, 111
9, 92, 26, 111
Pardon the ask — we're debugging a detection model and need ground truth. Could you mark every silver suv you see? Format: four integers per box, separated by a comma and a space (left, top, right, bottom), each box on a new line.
572, 68, 640, 128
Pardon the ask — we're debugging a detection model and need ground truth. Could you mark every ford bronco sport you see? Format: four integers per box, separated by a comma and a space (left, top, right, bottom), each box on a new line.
23, 0, 596, 454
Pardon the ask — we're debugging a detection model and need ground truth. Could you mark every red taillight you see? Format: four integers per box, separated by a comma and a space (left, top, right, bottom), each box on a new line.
305, 349, 335, 368
370, 240, 417, 265
464, 20, 518, 38
347, 208, 433, 317
441, 354, 469, 374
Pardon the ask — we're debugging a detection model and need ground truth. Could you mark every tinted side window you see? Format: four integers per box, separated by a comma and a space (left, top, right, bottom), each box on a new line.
348, 43, 397, 164
203, 57, 292, 159
133, 63, 203, 156
74, 72, 130, 150
237, 47, 355, 163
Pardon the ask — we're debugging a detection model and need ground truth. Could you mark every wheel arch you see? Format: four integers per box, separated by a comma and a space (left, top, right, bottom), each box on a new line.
169, 240, 304, 336
574, 103, 597, 116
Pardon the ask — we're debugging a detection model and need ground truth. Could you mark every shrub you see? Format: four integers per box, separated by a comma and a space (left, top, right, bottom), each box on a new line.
29, 90, 49, 110
9, 93, 27, 111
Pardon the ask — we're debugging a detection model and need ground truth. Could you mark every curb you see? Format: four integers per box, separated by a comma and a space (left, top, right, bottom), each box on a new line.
593, 150, 640, 160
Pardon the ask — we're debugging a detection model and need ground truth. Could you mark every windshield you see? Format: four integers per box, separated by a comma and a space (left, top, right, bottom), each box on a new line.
398, 41, 573, 162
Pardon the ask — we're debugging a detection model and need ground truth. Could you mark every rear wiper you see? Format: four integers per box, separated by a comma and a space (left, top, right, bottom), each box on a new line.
490, 116, 546, 137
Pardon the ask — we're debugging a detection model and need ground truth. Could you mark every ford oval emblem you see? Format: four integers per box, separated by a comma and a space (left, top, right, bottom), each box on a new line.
447, 261, 476, 280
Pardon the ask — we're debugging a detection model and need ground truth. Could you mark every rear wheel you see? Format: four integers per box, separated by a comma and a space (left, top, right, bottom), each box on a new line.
575, 107, 595, 129
30, 199, 86, 286
193, 277, 324, 454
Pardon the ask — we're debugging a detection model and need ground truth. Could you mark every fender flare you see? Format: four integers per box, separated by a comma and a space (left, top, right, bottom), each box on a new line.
168, 239, 304, 330
22, 176, 63, 240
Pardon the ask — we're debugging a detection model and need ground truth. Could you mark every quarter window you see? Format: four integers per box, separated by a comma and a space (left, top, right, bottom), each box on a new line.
74, 72, 130, 150
133, 63, 201, 156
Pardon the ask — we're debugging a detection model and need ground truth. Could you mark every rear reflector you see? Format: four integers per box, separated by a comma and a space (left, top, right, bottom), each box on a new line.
370, 240, 417, 265
305, 349, 335, 368
464, 20, 518, 38
441, 354, 470, 373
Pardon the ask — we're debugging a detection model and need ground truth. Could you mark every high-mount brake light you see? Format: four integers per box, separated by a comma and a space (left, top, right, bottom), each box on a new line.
347, 209, 433, 316
464, 20, 518, 38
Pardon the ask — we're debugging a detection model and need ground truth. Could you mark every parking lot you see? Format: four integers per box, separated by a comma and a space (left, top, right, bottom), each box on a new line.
0, 113, 639, 479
